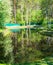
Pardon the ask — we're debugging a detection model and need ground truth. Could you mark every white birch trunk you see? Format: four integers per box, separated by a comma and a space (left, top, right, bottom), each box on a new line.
28, 3, 33, 45
26, 8, 29, 45
21, 0, 25, 56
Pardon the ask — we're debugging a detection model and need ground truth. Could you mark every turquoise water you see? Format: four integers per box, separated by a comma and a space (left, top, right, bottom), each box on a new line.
4, 23, 20, 32
4, 23, 20, 26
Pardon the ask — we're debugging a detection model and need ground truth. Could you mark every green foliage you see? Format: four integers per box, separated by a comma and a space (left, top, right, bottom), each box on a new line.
41, 0, 53, 18
0, 0, 12, 28
0, 0, 13, 64
31, 10, 43, 22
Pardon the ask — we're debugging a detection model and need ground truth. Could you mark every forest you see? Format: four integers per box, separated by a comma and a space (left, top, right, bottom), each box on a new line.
0, 0, 53, 65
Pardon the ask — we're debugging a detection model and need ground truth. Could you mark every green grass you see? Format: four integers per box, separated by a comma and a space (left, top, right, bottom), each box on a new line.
0, 64, 6, 65
0, 64, 11, 65
0, 57, 53, 65
0, 63, 49, 65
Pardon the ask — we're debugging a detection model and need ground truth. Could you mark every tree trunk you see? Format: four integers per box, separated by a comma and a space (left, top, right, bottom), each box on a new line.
12, 0, 18, 63
21, 0, 25, 55
29, 9, 32, 45
26, 8, 29, 45
13, 0, 17, 23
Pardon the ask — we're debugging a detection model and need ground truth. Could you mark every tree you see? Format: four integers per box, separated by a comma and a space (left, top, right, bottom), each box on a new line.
0, 0, 13, 63
41, 0, 53, 18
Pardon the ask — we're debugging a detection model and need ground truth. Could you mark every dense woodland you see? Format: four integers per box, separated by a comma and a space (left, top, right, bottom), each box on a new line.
0, 0, 53, 65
